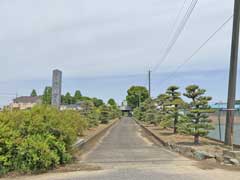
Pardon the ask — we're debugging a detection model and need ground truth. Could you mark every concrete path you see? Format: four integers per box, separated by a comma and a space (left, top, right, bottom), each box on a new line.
7, 117, 240, 180
81, 117, 191, 167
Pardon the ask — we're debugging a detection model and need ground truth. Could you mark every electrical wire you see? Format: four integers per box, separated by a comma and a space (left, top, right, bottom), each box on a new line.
159, 15, 233, 85
152, 0, 199, 72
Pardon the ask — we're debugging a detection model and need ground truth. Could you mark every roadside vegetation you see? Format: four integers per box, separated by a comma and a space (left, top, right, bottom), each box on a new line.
0, 89, 120, 176
131, 85, 215, 145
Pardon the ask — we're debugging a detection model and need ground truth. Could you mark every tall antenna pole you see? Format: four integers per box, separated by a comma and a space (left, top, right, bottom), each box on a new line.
225, 0, 240, 146
148, 70, 151, 98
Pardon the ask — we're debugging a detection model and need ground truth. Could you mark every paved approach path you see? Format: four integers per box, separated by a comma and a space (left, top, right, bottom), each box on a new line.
9, 117, 240, 180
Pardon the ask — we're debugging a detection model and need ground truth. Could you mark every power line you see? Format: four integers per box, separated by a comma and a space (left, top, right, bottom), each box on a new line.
152, 0, 199, 72
158, 15, 233, 85
150, 0, 188, 68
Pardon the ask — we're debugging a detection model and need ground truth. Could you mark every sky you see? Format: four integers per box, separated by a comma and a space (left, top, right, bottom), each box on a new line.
0, 0, 239, 106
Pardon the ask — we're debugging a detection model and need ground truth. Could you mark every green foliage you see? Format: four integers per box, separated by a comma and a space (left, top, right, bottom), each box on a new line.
107, 98, 117, 107
133, 107, 143, 120
133, 98, 160, 125
131, 84, 215, 145
126, 86, 149, 109
92, 98, 104, 108
80, 96, 91, 101
99, 105, 111, 124
74, 90, 82, 102
42, 87, 52, 105
30, 89, 37, 97
80, 100, 100, 128
183, 85, 215, 144
154, 94, 170, 127
142, 99, 159, 125
165, 86, 185, 133
62, 92, 74, 105
0, 106, 88, 175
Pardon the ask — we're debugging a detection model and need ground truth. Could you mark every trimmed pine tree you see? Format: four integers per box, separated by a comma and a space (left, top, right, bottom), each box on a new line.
165, 86, 185, 134
183, 85, 214, 145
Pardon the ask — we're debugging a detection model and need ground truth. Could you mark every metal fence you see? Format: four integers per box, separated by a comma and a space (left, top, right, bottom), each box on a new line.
208, 109, 240, 145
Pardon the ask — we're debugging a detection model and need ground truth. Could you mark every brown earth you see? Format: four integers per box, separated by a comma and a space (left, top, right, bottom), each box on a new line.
141, 123, 239, 156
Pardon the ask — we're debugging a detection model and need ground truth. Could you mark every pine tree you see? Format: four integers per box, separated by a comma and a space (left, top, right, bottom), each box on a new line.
74, 90, 82, 103
30, 89, 37, 97
165, 86, 185, 134
183, 85, 214, 145
155, 94, 171, 128
142, 98, 159, 125
156, 94, 170, 112
99, 105, 110, 124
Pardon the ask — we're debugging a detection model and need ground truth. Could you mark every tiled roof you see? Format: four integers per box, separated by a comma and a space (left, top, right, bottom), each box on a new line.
14, 96, 41, 103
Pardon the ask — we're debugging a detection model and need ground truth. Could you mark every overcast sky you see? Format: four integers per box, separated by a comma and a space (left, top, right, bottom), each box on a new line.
0, 0, 238, 105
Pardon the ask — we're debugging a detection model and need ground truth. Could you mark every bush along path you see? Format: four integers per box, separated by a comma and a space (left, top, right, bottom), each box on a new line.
0, 103, 120, 176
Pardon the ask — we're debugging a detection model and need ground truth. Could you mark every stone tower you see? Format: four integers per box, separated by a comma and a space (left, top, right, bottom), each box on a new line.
51, 69, 62, 109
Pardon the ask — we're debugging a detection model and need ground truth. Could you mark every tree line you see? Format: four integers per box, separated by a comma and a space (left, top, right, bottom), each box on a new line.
30, 87, 108, 107
126, 85, 215, 145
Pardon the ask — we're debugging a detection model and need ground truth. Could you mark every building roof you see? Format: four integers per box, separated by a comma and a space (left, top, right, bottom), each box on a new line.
120, 105, 132, 111
210, 103, 240, 109
13, 96, 41, 103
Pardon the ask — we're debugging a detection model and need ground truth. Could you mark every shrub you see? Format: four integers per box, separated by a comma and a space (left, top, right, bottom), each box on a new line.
0, 105, 87, 175
99, 105, 111, 124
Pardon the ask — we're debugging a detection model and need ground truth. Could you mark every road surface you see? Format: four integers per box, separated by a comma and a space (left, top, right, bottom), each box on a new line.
7, 117, 240, 180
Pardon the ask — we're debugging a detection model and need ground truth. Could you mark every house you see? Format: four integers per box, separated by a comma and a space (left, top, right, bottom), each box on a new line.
10, 96, 42, 110
120, 105, 132, 116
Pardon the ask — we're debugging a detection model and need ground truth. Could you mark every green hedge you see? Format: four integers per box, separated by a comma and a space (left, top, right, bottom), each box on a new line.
0, 105, 88, 175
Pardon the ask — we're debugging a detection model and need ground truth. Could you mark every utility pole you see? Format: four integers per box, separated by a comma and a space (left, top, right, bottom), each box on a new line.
148, 70, 151, 98
225, 0, 240, 146
138, 92, 141, 108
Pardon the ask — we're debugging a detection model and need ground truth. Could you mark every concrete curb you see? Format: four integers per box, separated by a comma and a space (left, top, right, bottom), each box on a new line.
135, 118, 240, 149
134, 118, 240, 166
74, 119, 119, 153
134, 119, 167, 146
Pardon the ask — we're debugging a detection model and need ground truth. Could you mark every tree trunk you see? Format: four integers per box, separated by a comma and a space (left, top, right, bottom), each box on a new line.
173, 117, 177, 134
173, 105, 178, 134
194, 134, 200, 145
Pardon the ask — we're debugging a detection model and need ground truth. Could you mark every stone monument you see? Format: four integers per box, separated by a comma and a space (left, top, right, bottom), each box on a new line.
51, 69, 62, 109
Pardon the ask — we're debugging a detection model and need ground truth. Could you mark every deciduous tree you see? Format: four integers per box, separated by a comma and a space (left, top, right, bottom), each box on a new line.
126, 86, 149, 109
108, 98, 117, 107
